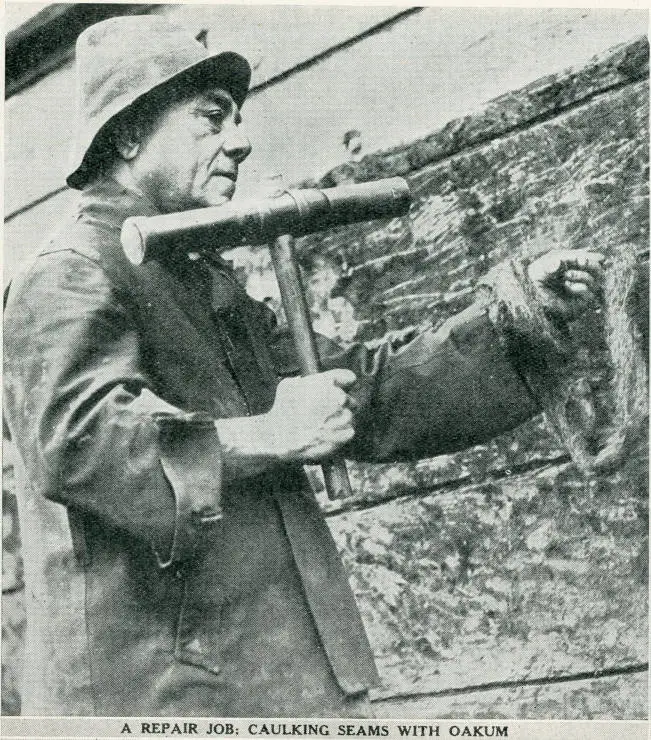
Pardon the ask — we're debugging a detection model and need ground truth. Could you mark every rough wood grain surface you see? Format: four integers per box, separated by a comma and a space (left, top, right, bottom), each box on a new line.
329, 462, 646, 704
319, 36, 648, 188
301, 39, 648, 715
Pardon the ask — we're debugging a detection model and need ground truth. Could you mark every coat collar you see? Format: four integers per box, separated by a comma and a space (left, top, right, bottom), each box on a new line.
75, 178, 224, 342
76, 178, 161, 229
76, 178, 235, 273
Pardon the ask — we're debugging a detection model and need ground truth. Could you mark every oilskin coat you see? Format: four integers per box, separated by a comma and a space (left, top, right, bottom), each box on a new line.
4, 180, 541, 717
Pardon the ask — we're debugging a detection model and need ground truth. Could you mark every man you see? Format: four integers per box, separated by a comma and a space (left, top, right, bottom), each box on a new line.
4, 16, 604, 717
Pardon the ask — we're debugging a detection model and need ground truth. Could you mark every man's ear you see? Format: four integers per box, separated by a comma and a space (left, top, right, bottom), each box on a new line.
112, 119, 142, 161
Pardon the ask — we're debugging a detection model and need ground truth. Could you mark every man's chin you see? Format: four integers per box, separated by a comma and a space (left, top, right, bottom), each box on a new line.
199, 194, 232, 209
202, 177, 237, 207
176, 183, 235, 211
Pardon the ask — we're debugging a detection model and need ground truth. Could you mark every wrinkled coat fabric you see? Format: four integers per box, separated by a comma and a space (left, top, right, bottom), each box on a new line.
4, 180, 540, 717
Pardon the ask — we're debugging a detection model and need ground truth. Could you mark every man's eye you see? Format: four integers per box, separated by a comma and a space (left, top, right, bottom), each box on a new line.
203, 109, 227, 128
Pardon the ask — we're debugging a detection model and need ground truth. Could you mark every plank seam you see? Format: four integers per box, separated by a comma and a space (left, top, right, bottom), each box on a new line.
5, 186, 69, 224
324, 453, 572, 518
371, 663, 649, 703
320, 37, 649, 189
246, 7, 425, 97
409, 76, 649, 198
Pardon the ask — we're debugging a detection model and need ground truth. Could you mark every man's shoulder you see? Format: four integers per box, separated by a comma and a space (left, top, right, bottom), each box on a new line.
6, 214, 134, 310
41, 210, 123, 264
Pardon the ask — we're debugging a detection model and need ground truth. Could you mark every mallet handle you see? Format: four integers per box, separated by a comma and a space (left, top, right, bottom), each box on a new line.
270, 234, 354, 501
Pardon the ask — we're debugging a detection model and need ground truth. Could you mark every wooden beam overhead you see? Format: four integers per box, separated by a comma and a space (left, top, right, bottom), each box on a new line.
5, 3, 154, 99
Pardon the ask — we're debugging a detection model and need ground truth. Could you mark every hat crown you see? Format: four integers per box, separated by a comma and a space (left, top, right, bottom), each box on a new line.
76, 16, 206, 77
67, 15, 251, 190
75, 16, 208, 130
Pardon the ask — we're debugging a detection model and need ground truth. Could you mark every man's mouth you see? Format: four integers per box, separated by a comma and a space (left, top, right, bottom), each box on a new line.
215, 171, 237, 182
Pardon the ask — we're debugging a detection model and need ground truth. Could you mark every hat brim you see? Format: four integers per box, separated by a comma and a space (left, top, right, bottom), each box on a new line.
66, 51, 251, 190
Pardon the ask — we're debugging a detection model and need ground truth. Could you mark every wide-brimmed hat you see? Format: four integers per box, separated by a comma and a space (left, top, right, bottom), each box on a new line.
66, 15, 251, 190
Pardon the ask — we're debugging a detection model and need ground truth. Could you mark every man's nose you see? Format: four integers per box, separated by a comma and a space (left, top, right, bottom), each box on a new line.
222, 128, 252, 164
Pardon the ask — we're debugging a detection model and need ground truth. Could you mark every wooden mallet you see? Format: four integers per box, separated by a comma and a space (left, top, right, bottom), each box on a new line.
121, 177, 411, 499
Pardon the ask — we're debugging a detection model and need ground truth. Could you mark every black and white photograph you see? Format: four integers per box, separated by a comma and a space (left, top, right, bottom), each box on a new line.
2, 2, 649, 734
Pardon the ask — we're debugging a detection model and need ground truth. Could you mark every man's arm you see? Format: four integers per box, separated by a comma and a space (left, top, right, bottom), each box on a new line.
322, 302, 543, 462
267, 249, 603, 463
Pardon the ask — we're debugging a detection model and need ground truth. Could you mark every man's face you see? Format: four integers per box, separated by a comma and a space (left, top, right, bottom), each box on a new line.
132, 86, 251, 213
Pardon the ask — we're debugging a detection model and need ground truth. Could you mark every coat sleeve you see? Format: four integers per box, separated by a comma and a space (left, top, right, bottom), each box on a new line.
268, 260, 569, 463
322, 305, 543, 462
4, 250, 223, 568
